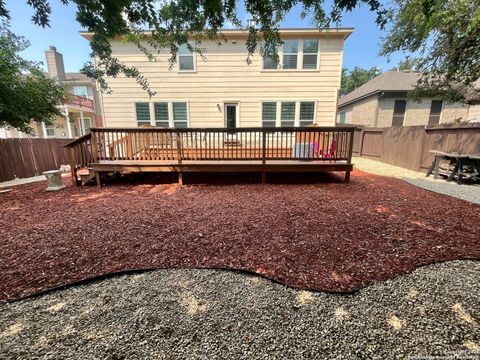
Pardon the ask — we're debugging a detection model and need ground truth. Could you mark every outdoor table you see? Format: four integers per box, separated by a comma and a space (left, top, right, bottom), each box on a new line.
426, 150, 479, 184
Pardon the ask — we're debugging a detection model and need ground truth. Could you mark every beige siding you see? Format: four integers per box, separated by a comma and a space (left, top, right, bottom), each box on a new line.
101, 35, 346, 128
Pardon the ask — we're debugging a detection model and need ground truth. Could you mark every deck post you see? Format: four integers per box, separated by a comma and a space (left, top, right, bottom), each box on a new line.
261, 172, 267, 184
262, 130, 267, 165
345, 171, 350, 183
69, 147, 77, 186
95, 171, 102, 187
178, 172, 183, 186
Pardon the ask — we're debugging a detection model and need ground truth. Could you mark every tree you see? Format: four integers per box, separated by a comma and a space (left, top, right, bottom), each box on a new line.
341, 66, 382, 94
0, 23, 67, 133
0, 0, 388, 96
381, 0, 480, 104
393, 56, 421, 71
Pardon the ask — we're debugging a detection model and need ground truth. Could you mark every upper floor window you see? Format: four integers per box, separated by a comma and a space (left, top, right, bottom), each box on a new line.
135, 102, 151, 126
172, 102, 189, 128
262, 39, 319, 71
302, 40, 319, 69
392, 100, 406, 126
299, 102, 315, 126
178, 43, 195, 71
73, 86, 88, 98
428, 100, 443, 125
154, 102, 169, 127
262, 102, 277, 127
282, 40, 298, 70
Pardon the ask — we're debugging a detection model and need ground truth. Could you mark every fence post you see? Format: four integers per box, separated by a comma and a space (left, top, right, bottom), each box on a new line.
348, 128, 355, 165
359, 129, 365, 157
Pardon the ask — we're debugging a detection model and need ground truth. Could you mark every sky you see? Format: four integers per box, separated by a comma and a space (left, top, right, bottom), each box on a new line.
5, 0, 408, 73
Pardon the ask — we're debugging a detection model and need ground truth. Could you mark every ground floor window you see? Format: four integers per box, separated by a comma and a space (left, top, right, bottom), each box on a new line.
299, 102, 315, 126
45, 125, 55, 137
135, 101, 189, 128
172, 102, 188, 128
261, 101, 316, 127
262, 102, 277, 127
339, 111, 346, 124
135, 102, 151, 126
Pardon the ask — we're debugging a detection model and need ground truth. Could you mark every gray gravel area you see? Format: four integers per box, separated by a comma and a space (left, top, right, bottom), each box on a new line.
1, 261, 479, 359
354, 157, 480, 205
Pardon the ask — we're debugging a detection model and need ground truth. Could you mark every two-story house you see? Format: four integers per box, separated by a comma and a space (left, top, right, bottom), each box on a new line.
81, 28, 353, 129
0, 46, 103, 139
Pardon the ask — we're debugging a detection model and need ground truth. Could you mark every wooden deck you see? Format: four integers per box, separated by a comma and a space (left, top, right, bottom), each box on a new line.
65, 126, 355, 186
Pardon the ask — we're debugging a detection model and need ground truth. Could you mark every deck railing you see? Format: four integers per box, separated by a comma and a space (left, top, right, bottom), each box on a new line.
65, 126, 355, 183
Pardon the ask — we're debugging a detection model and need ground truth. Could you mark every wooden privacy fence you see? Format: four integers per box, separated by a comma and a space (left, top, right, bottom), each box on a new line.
0, 138, 69, 182
353, 124, 480, 172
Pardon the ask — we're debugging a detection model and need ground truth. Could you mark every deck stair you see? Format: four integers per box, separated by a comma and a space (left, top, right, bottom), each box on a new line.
77, 167, 96, 186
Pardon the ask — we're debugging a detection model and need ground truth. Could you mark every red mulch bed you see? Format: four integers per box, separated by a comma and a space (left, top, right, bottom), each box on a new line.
1, 170, 479, 302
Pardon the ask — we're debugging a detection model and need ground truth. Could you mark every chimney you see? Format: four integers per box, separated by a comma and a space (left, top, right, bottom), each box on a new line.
45, 46, 66, 81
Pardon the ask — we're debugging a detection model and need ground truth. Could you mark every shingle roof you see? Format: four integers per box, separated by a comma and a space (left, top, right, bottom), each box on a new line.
65, 72, 92, 81
338, 70, 422, 107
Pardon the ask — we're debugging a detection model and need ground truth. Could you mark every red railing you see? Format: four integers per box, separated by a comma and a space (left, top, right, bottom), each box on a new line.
67, 95, 94, 111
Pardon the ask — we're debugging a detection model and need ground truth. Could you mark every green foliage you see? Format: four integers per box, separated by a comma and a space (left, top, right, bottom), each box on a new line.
0, 0, 388, 95
0, 23, 67, 133
341, 66, 382, 94
381, 0, 480, 104
393, 56, 421, 71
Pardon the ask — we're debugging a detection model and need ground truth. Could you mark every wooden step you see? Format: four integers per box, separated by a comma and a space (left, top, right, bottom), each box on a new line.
79, 168, 96, 186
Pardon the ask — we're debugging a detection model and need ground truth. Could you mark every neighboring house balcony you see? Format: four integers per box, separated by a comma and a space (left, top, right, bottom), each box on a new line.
67, 94, 95, 112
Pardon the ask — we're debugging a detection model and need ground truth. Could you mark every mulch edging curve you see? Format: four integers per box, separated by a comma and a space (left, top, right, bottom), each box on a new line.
1, 170, 479, 302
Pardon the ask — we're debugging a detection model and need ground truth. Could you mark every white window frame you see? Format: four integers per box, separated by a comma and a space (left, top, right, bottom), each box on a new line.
45, 124, 55, 137
259, 100, 317, 126
261, 39, 320, 72
282, 39, 300, 70
170, 101, 190, 128
80, 116, 92, 135
298, 101, 317, 126
73, 85, 89, 98
132, 101, 191, 128
177, 43, 197, 73
153, 102, 170, 127
134, 102, 152, 127
301, 39, 320, 71
261, 101, 278, 127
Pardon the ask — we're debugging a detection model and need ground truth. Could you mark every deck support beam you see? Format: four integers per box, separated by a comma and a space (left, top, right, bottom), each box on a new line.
345, 170, 350, 183
261, 172, 267, 184
178, 172, 183, 186
95, 171, 102, 187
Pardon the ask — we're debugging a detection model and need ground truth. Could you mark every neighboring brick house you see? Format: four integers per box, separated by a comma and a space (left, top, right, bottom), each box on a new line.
337, 70, 478, 127
1, 46, 103, 139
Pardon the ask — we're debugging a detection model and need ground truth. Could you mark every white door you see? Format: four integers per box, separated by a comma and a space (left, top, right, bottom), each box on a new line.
80, 117, 91, 135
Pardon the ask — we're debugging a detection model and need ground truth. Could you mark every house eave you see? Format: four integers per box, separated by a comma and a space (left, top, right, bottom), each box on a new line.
80, 28, 354, 41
